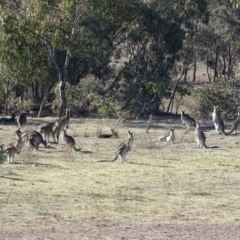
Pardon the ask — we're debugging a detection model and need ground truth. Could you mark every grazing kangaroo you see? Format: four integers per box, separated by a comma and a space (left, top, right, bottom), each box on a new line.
29, 131, 47, 149
62, 129, 80, 152
26, 136, 38, 151
17, 111, 31, 128
39, 120, 60, 144
195, 122, 218, 149
4, 137, 24, 164
0, 113, 16, 124
181, 111, 196, 133
149, 128, 176, 142
98, 128, 117, 138
227, 111, 240, 135
15, 129, 47, 149
212, 106, 228, 135
98, 131, 134, 163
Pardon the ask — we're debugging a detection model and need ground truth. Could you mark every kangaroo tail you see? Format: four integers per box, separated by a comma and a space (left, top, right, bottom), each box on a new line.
222, 131, 229, 136
203, 143, 219, 149
227, 128, 235, 134
98, 155, 118, 162
73, 146, 81, 152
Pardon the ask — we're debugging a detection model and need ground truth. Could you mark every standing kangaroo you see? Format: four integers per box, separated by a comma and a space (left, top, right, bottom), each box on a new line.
195, 122, 218, 149
98, 131, 134, 163
62, 129, 80, 152
6, 134, 25, 154
212, 106, 228, 135
59, 110, 71, 130
4, 137, 24, 164
17, 111, 31, 128
39, 120, 60, 144
181, 111, 196, 133
227, 111, 240, 135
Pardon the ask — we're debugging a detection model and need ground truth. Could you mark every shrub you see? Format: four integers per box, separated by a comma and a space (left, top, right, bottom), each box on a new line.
51, 75, 122, 118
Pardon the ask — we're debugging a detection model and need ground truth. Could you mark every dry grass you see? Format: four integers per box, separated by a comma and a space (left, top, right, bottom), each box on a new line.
0, 117, 240, 235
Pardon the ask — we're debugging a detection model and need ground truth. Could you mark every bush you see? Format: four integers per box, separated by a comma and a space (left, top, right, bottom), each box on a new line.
193, 78, 240, 120
51, 75, 122, 118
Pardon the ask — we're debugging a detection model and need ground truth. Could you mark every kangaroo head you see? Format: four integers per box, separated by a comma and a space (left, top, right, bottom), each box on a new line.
15, 128, 21, 135
128, 131, 133, 139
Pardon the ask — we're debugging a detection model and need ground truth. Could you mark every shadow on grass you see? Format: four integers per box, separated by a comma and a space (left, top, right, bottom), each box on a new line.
0, 175, 27, 181
127, 161, 173, 168
96, 160, 172, 168
57, 150, 93, 154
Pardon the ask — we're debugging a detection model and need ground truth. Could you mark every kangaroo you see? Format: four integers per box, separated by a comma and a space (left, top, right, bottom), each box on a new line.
0, 112, 16, 124
29, 131, 47, 149
227, 111, 240, 135
212, 106, 228, 135
6, 135, 25, 154
39, 120, 60, 144
4, 137, 24, 164
52, 120, 62, 144
98, 128, 117, 138
149, 128, 176, 142
59, 110, 71, 130
15, 128, 28, 142
17, 111, 31, 128
181, 111, 196, 133
62, 129, 80, 152
26, 136, 38, 151
195, 121, 218, 149
15, 129, 47, 149
98, 131, 134, 163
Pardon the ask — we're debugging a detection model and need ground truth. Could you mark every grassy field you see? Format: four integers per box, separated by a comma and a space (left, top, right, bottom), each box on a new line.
1, 116, 240, 238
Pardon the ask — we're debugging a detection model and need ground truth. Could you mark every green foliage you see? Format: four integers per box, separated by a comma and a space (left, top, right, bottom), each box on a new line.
52, 75, 121, 117
0, 151, 6, 164
193, 78, 240, 120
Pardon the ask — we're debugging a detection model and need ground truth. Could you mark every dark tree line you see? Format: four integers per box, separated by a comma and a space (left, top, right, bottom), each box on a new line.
0, 0, 240, 118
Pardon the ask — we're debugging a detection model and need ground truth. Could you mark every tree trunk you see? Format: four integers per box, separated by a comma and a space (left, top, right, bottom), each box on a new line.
183, 67, 188, 83
136, 101, 147, 120
59, 79, 67, 117
213, 46, 219, 82
37, 86, 51, 118
167, 72, 184, 113
192, 59, 196, 82
228, 41, 232, 78
44, 5, 81, 117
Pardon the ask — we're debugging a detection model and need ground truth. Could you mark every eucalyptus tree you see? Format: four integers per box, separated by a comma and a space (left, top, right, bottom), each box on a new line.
196, 1, 240, 82
175, 0, 208, 82
0, 1, 59, 114
108, 0, 185, 116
